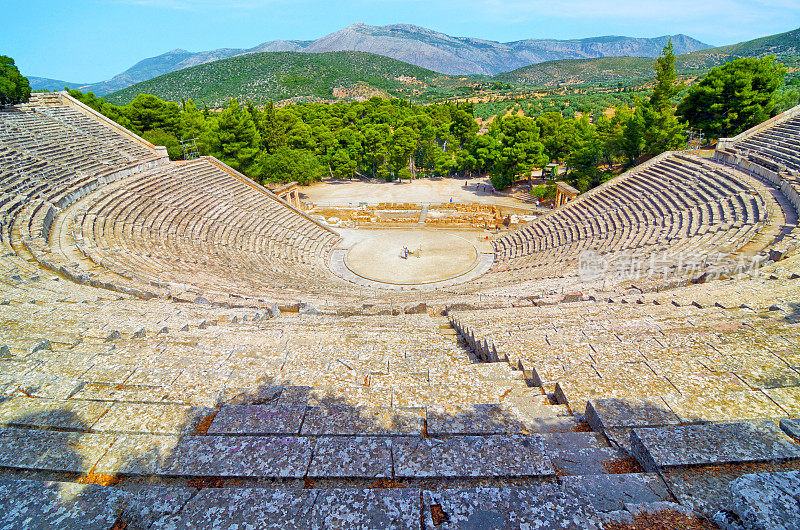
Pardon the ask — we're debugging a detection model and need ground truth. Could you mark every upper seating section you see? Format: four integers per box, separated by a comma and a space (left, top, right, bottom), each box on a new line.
0, 92, 161, 176
720, 104, 800, 175
0, 92, 164, 278
487, 152, 777, 289
69, 157, 344, 302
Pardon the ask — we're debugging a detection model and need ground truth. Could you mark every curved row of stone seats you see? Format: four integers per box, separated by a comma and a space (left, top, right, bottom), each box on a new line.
65, 157, 351, 303
0, 93, 167, 292
483, 153, 781, 294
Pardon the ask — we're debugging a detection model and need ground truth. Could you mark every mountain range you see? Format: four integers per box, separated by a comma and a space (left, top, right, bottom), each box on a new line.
28, 22, 711, 95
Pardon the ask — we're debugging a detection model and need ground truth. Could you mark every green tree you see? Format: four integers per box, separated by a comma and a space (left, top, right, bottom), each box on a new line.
0, 56, 31, 106
362, 123, 391, 179
207, 99, 261, 175
537, 112, 579, 164
329, 148, 357, 179
179, 99, 207, 152
619, 105, 646, 165
125, 94, 181, 136
677, 56, 787, 139
641, 41, 686, 155
488, 115, 548, 190
259, 146, 324, 185
470, 134, 499, 175
142, 129, 182, 160
389, 126, 418, 179
596, 105, 632, 167
649, 40, 679, 110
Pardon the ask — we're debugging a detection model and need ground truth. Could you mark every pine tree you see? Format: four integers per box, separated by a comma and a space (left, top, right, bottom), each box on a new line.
207, 99, 261, 175
677, 56, 786, 139
642, 41, 686, 156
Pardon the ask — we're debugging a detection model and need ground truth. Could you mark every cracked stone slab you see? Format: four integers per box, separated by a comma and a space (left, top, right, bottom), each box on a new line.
585, 397, 680, 432
94, 434, 180, 475
560, 473, 672, 513
729, 470, 800, 530
660, 462, 800, 518
631, 422, 800, 472
0, 397, 111, 431
72, 382, 171, 404
427, 404, 530, 435
422, 485, 602, 529
11, 372, 83, 400
301, 406, 423, 435
0, 427, 116, 473
208, 404, 306, 435
150, 487, 316, 529
308, 436, 392, 478
91, 403, 210, 435
121, 486, 197, 528
600, 501, 702, 528
393, 435, 553, 478
764, 387, 800, 417
550, 446, 631, 476
540, 432, 605, 452
664, 389, 788, 423
311, 488, 420, 529
219, 385, 284, 405
0, 477, 127, 530
161, 435, 313, 478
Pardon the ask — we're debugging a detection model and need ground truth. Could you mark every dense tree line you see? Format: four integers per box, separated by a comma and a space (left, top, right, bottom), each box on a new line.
48, 47, 791, 193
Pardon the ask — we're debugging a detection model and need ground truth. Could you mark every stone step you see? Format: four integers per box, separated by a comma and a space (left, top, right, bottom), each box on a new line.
393, 434, 553, 478
421, 484, 603, 528
153, 486, 420, 529
211, 404, 426, 436
0, 427, 555, 480
549, 445, 633, 476
426, 403, 574, 435
0, 477, 419, 530
2, 476, 693, 529
0, 397, 211, 435
631, 421, 800, 472
561, 473, 672, 513
469, 362, 527, 381
585, 396, 682, 447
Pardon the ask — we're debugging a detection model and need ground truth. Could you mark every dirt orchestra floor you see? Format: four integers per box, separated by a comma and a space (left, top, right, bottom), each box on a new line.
344, 229, 480, 284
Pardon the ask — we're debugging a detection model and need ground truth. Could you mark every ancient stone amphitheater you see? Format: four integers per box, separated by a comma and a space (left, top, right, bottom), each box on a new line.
0, 91, 799, 528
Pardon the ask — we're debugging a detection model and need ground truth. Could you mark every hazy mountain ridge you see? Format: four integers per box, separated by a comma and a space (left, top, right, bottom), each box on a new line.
498, 27, 800, 86
28, 22, 711, 94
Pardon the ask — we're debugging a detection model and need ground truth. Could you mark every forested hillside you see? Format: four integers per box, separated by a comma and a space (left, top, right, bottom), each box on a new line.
106, 51, 456, 107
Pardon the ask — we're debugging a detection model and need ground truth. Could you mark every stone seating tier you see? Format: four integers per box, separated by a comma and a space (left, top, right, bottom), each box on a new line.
1, 95, 800, 527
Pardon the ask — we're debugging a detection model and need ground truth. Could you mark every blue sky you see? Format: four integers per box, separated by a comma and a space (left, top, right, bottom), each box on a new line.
3, 0, 799, 82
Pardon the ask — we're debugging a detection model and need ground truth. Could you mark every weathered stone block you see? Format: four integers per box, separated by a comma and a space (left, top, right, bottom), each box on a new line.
631, 422, 800, 472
